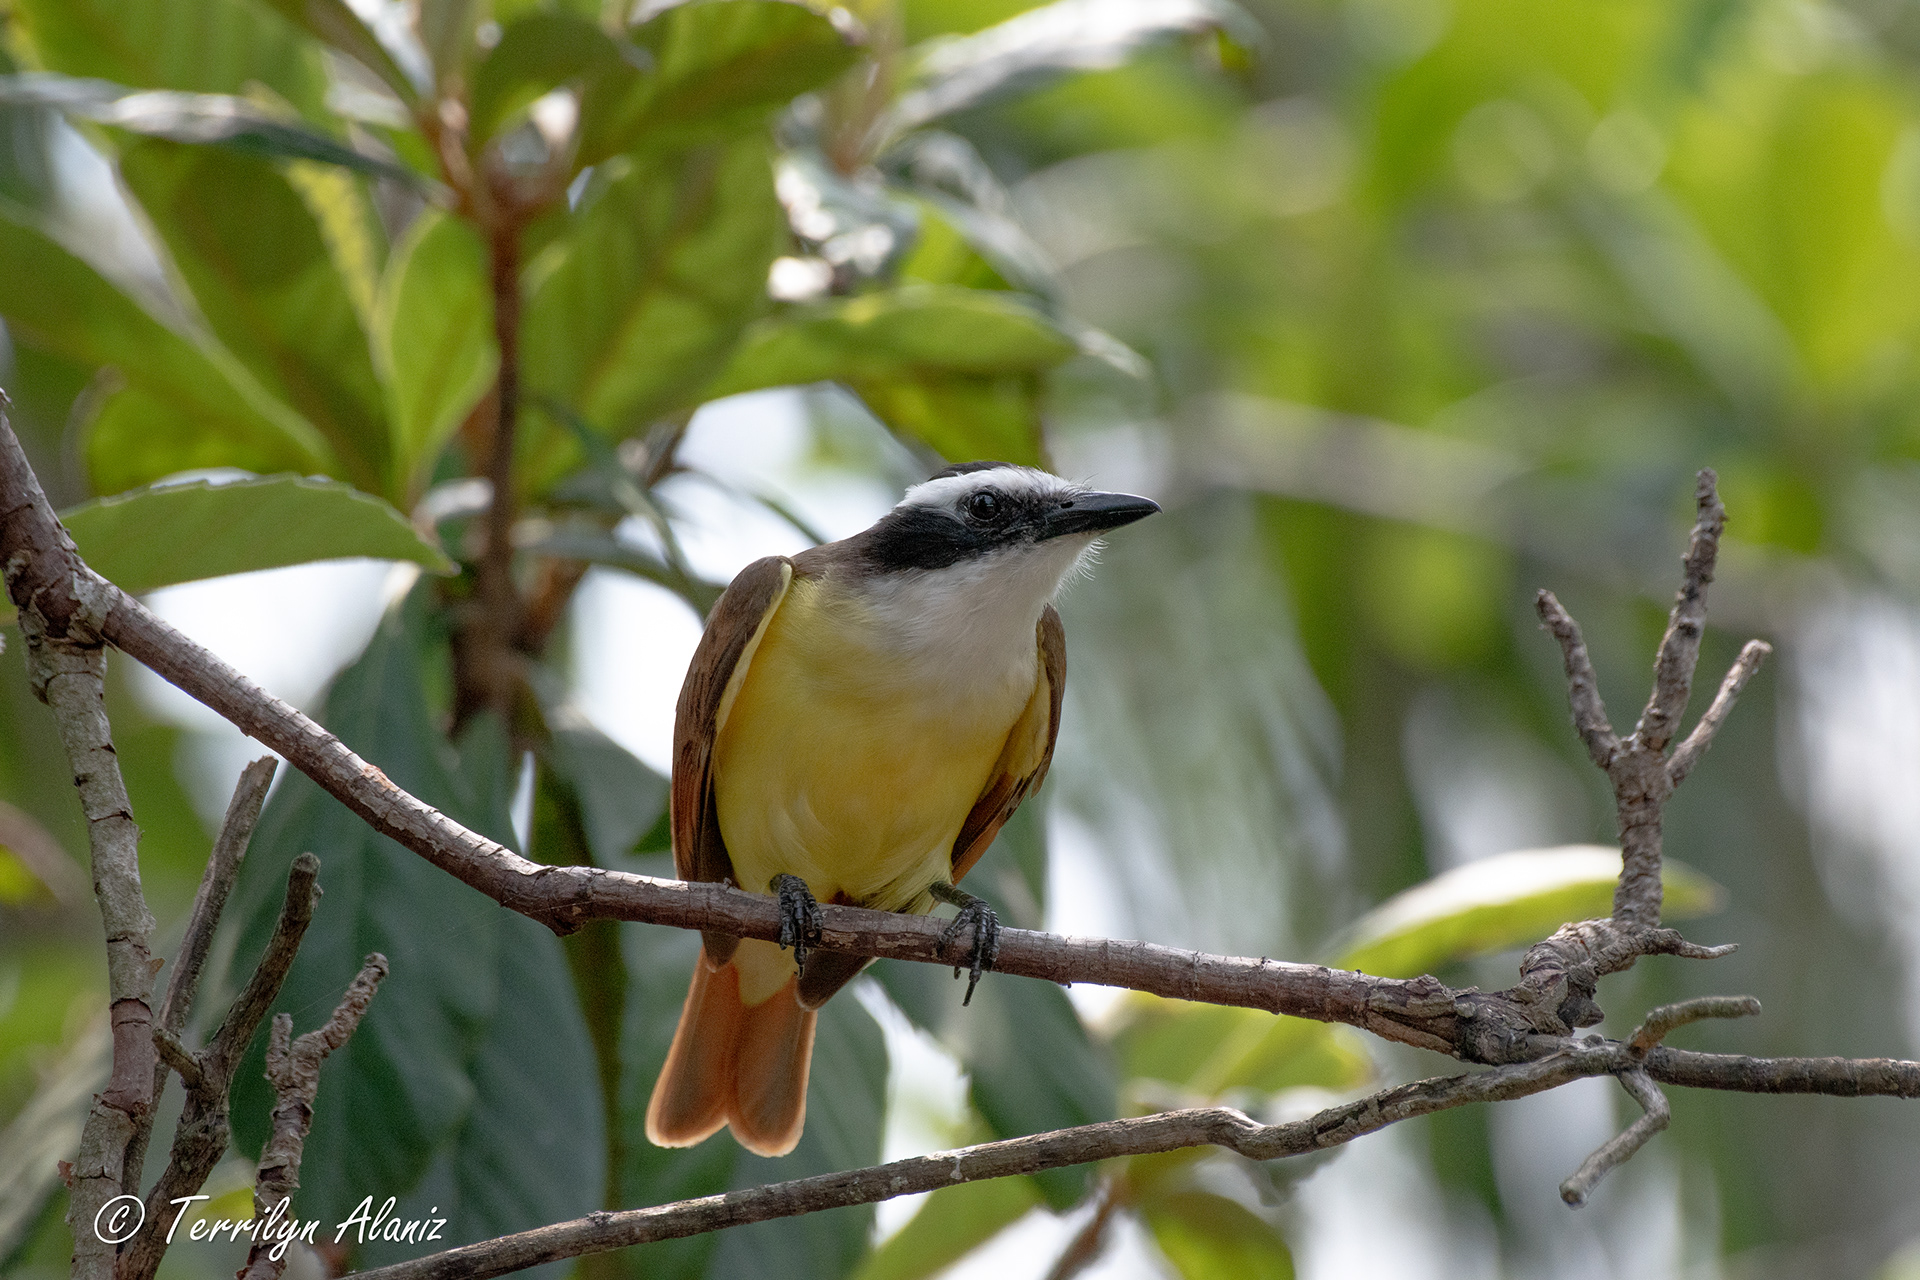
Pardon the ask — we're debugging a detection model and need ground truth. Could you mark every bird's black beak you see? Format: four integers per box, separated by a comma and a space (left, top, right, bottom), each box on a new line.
1039, 490, 1161, 540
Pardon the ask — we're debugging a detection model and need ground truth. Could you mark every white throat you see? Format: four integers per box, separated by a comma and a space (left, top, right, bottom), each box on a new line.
855, 535, 1092, 702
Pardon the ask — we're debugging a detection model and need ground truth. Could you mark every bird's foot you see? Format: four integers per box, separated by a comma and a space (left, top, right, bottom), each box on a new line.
771, 874, 823, 973
930, 882, 999, 1006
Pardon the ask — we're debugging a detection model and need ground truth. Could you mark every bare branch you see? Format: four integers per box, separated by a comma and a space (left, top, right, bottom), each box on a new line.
1535, 590, 1620, 768
120, 854, 323, 1280
1628, 995, 1762, 1056
1560, 1068, 1669, 1207
0, 394, 156, 1280
347, 1048, 1613, 1280
1667, 640, 1772, 785
1633, 470, 1726, 755
241, 953, 388, 1280
151, 1031, 203, 1093
125, 757, 278, 1192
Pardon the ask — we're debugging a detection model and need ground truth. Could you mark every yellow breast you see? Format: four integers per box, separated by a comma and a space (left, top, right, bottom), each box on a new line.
712, 574, 1036, 997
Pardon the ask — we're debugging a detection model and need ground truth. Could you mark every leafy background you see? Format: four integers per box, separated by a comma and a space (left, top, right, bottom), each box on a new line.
2, 0, 1920, 1277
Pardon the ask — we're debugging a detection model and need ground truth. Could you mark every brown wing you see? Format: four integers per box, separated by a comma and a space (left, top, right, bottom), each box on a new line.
671, 556, 793, 961
950, 604, 1066, 884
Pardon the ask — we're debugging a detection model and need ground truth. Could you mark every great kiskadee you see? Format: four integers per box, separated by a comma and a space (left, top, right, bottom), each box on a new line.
644, 461, 1158, 1157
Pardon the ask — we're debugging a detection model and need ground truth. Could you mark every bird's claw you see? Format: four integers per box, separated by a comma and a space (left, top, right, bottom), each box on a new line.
771, 874, 823, 973
930, 883, 999, 1006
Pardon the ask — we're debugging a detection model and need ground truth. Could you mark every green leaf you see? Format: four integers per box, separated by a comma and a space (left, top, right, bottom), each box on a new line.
889, 0, 1242, 138
0, 75, 425, 186
0, 207, 336, 491
579, 0, 860, 164
616, 909, 734, 1280
417, 0, 484, 87
1112, 995, 1372, 1098
115, 138, 395, 495
9, 0, 330, 119
1140, 1191, 1294, 1280
223, 595, 605, 1269
59, 474, 452, 594
520, 137, 784, 472
616, 909, 889, 1280
714, 285, 1079, 385
542, 714, 668, 864
469, 13, 627, 143
254, 0, 422, 106
707, 285, 1076, 465
375, 209, 499, 502
854, 372, 1049, 467
879, 964, 1113, 1209
1328, 845, 1725, 979
355, 716, 605, 1274
852, 1175, 1042, 1280
225, 592, 506, 1226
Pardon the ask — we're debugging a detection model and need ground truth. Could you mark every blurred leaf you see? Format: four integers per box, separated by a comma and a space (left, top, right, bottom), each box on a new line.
1140, 1190, 1293, 1280
1328, 845, 1724, 979
60, 474, 452, 593
469, 12, 625, 143
617, 913, 734, 1280
417, 0, 483, 85
254, 0, 422, 106
880, 964, 1113, 1208
355, 717, 604, 1275
116, 138, 395, 495
376, 209, 499, 502
225, 593, 500, 1221
0, 208, 336, 491
852, 1174, 1042, 1280
1112, 995, 1372, 1098
8, 0, 329, 117
578, 0, 860, 164
616, 909, 889, 1280
714, 285, 1076, 384
0, 75, 424, 185
708, 285, 1075, 464
521, 137, 784, 466
887, 0, 1243, 138
541, 712, 668, 864
855, 371, 1048, 466
0, 1027, 108, 1262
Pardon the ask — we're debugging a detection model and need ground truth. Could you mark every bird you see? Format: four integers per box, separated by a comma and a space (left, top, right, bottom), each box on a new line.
643, 460, 1159, 1157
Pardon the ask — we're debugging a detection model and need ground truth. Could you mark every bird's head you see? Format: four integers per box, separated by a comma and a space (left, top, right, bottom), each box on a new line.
857, 462, 1159, 591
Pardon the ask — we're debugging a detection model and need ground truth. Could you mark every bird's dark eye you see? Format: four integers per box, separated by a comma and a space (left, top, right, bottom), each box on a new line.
964, 490, 1004, 523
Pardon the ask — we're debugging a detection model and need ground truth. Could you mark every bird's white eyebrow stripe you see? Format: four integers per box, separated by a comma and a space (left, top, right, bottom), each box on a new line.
897, 466, 1080, 509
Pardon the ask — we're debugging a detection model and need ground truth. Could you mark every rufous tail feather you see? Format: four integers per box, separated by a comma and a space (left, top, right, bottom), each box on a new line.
645, 953, 817, 1158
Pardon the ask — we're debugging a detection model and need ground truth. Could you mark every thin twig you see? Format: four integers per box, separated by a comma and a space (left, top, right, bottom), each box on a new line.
241, 953, 389, 1280
1535, 590, 1620, 768
1044, 1178, 1123, 1280
119, 854, 322, 1280
124, 757, 278, 1192
1628, 995, 1762, 1057
1667, 640, 1772, 785
1633, 470, 1725, 755
1559, 1068, 1669, 1206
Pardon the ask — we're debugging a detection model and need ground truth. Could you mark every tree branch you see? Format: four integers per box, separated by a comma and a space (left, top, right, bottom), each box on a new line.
123, 757, 278, 1193
347, 1047, 1618, 1280
241, 952, 388, 1280
119, 854, 322, 1280
0, 393, 156, 1280
1667, 640, 1771, 786
1559, 1068, 1667, 1207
